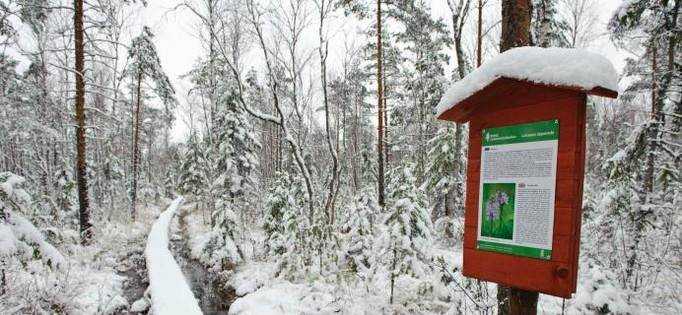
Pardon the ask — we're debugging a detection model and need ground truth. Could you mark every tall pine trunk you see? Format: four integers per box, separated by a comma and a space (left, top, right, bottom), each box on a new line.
376, 0, 386, 208
477, 0, 483, 66
500, 0, 532, 52
74, 0, 92, 244
130, 70, 143, 220
498, 1, 536, 314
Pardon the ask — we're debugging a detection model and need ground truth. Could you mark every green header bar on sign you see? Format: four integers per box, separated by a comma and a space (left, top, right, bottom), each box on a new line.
477, 240, 552, 260
482, 119, 559, 146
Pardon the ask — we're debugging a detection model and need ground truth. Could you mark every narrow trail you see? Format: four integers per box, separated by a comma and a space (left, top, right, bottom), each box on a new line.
172, 205, 237, 314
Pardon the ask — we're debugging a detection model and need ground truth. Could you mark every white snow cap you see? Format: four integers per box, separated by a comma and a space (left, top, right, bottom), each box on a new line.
436, 47, 619, 117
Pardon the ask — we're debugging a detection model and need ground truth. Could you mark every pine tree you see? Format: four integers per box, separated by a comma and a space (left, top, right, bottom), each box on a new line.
341, 193, 377, 274
178, 134, 206, 197
263, 174, 305, 255
532, 0, 570, 47
126, 26, 177, 219
500, 0, 533, 51
384, 164, 432, 304
341, 0, 387, 207
385, 0, 450, 182
426, 126, 464, 238
73, 0, 92, 244
262, 173, 308, 279
499, 1, 536, 312
601, 0, 680, 294
212, 93, 259, 199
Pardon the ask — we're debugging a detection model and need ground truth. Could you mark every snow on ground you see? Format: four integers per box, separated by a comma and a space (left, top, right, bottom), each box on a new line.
229, 281, 337, 315
230, 261, 279, 297
145, 196, 202, 315
436, 46, 619, 116
0, 212, 162, 314
227, 241, 470, 315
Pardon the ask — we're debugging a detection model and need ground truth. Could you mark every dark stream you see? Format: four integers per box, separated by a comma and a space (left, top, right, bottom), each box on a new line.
172, 212, 236, 314
117, 237, 150, 314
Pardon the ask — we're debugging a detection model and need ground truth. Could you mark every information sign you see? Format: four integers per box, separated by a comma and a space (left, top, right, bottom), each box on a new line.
477, 120, 559, 260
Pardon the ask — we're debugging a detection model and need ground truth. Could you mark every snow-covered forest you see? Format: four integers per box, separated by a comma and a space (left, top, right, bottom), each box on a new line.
0, 0, 680, 314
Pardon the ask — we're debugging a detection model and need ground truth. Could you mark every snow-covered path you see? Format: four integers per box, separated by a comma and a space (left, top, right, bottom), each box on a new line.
145, 197, 202, 315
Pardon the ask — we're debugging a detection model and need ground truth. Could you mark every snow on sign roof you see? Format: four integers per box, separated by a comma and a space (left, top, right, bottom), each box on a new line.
435, 46, 619, 117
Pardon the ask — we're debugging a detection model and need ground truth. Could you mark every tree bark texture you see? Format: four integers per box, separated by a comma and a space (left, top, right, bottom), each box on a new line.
500, 0, 532, 52
509, 288, 539, 315
130, 70, 143, 220
74, 0, 92, 244
477, 0, 483, 66
376, 0, 386, 208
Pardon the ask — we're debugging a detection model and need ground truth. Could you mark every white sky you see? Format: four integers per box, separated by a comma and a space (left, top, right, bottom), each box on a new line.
136, 0, 628, 143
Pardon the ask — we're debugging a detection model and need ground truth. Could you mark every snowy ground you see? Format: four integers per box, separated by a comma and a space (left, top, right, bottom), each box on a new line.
0, 201, 166, 314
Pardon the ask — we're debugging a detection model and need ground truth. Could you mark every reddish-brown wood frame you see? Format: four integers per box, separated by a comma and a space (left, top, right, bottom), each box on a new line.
438, 78, 617, 298
463, 92, 585, 298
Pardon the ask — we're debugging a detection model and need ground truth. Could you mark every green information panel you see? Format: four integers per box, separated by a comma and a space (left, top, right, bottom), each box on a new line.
477, 120, 559, 260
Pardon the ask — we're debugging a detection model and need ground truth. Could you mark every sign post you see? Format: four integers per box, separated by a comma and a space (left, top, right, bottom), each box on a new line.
436, 50, 618, 312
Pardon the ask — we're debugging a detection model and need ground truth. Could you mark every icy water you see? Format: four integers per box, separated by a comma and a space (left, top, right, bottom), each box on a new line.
172, 212, 236, 314
117, 237, 150, 314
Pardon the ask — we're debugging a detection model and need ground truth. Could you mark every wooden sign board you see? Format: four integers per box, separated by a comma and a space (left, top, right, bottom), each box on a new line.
438, 78, 617, 298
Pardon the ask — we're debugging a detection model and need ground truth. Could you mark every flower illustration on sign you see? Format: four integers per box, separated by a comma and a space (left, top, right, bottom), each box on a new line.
486, 191, 509, 223
481, 183, 515, 240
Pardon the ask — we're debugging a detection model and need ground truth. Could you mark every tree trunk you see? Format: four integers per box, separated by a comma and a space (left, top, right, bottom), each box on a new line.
500, 0, 532, 52
477, 0, 483, 66
319, 0, 340, 224
499, 1, 535, 314
669, 0, 681, 133
509, 288, 539, 314
447, 0, 470, 238
376, 0, 386, 208
74, 0, 92, 245
643, 39, 657, 194
352, 95, 361, 191
245, 1, 316, 222
130, 70, 143, 220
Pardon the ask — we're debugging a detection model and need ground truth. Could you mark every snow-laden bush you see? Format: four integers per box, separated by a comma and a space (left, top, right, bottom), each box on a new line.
433, 215, 464, 243
0, 172, 127, 314
380, 165, 434, 304
191, 210, 242, 271
263, 173, 300, 256
261, 173, 311, 279
339, 193, 377, 275
567, 261, 636, 314
0, 172, 65, 269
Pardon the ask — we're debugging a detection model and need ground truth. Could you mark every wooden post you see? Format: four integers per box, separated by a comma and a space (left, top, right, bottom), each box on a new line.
499, 1, 535, 314
509, 288, 539, 314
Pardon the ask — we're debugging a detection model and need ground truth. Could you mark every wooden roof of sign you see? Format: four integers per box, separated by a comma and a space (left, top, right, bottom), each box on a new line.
437, 77, 618, 123
435, 47, 619, 123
